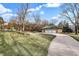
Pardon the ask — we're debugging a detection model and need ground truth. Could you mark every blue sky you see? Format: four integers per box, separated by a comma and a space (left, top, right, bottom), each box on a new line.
0, 3, 64, 24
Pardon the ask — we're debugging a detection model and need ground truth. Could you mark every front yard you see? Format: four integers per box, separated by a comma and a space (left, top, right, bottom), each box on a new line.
70, 34, 79, 42
0, 32, 55, 56
65, 33, 79, 42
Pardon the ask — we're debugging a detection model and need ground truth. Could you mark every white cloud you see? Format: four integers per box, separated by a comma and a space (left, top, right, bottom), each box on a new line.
28, 3, 62, 12
44, 3, 62, 7
1, 13, 17, 22
52, 16, 58, 19
51, 15, 62, 25
1, 13, 13, 18
52, 15, 61, 20
28, 4, 44, 12
28, 8, 36, 12
40, 11, 44, 15
0, 4, 12, 14
1, 13, 17, 17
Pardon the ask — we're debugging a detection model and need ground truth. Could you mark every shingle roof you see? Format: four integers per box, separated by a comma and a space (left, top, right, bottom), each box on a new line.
42, 25, 62, 29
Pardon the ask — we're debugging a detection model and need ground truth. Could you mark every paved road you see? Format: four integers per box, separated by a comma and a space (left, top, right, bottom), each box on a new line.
47, 33, 79, 56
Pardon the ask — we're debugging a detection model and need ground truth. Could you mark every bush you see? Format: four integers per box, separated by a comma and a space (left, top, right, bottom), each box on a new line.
62, 26, 73, 33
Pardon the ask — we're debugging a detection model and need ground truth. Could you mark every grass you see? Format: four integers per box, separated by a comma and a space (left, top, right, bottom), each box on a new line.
65, 33, 79, 42
70, 34, 79, 42
0, 32, 55, 56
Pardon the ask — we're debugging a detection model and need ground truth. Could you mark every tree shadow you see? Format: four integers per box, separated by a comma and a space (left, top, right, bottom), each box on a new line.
0, 33, 18, 56
11, 36, 33, 56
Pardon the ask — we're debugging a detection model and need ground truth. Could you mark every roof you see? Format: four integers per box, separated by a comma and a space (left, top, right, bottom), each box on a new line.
42, 25, 62, 29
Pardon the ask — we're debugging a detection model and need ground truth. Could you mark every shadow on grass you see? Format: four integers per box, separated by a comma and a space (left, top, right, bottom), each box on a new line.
71, 36, 79, 42
30, 43, 48, 55
0, 33, 18, 56
0, 32, 54, 56
11, 36, 33, 56
0, 32, 33, 56
25, 37, 48, 55
15, 32, 48, 55
41, 34, 56, 41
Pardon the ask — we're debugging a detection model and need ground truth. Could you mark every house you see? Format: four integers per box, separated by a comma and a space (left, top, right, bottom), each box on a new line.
42, 25, 62, 33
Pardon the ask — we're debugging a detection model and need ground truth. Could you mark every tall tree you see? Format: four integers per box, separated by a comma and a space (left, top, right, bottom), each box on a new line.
33, 13, 41, 24
0, 17, 4, 31
62, 21, 73, 33
58, 21, 63, 28
32, 13, 41, 31
61, 3, 79, 34
41, 19, 49, 27
9, 18, 17, 31
17, 3, 29, 32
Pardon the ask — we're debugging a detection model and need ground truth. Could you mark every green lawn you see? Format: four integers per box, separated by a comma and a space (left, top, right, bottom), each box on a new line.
65, 33, 79, 42
0, 32, 55, 56
70, 34, 79, 42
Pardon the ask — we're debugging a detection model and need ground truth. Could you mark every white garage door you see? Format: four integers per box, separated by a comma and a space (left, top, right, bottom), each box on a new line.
45, 29, 56, 33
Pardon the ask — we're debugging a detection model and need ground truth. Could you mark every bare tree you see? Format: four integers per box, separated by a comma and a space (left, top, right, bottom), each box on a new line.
61, 3, 79, 34
32, 13, 41, 24
17, 3, 29, 32
0, 17, 4, 31
32, 13, 44, 31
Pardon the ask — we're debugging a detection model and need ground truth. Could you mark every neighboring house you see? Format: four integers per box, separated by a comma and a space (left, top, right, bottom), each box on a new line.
42, 25, 62, 33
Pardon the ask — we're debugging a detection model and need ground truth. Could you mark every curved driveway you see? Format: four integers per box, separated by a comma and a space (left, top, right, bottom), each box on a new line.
48, 33, 79, 56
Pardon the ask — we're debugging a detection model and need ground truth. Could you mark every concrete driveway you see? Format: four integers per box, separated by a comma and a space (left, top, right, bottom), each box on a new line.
47, 33, 79, 56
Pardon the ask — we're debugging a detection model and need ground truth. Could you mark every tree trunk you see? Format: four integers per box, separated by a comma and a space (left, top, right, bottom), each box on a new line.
75, 25, 78, 35
22, 23, 25, 32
